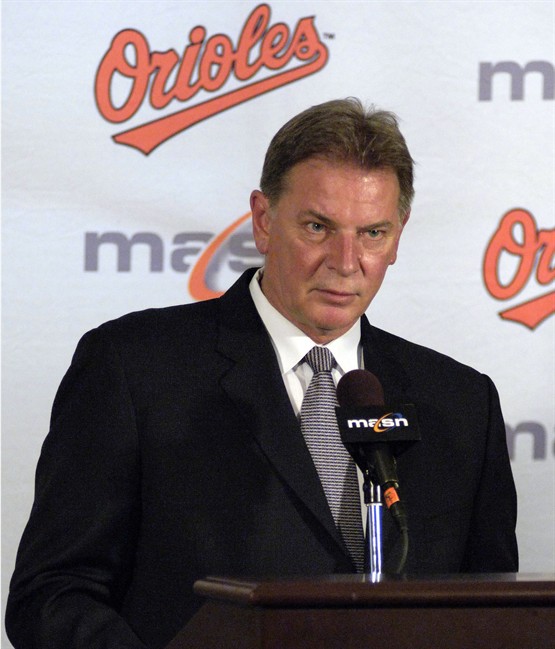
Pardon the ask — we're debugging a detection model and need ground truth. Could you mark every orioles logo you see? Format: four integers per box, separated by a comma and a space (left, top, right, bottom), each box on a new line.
483, 208, 554, 330
94, 4, 329, 154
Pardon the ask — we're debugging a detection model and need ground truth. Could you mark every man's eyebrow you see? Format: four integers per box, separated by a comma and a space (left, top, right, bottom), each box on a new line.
301, 209, 334, 224
360, 220, 395, 231
300, 210, 395, 231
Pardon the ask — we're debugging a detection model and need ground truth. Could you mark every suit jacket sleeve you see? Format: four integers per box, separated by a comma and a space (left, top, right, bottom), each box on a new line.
6, 326, 148, 649
461, 374, 518, 571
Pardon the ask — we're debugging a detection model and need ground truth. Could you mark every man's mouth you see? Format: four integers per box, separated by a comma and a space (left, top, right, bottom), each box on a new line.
315, 288, 358, 303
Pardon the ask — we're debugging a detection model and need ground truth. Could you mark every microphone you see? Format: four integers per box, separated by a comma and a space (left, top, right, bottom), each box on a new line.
335, 370, 420, 533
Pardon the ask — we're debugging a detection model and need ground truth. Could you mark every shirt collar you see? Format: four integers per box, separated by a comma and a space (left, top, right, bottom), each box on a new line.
249, 268, 361, 375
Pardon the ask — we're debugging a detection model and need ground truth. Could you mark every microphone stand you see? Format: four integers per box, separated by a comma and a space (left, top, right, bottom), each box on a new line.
363, 472, 410, 576
363, 476, 383, 578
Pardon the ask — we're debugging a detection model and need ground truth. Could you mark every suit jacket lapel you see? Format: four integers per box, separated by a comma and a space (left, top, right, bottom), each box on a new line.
360, 316, 412, 403
215, 271, 347, 556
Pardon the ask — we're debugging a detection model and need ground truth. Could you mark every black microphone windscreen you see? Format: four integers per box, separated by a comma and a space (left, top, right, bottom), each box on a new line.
336, 369, 384, 407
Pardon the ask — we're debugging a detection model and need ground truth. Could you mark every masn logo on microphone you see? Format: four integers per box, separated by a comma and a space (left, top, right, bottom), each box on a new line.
336, 404, 420, 444
347, 413, 408, 432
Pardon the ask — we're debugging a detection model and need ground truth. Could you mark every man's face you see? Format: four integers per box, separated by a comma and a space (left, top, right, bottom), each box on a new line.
251, 157, 409, 344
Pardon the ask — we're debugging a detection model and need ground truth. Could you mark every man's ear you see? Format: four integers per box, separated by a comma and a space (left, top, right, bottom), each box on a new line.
390, 209, 411, 266
250, 190, 272, 255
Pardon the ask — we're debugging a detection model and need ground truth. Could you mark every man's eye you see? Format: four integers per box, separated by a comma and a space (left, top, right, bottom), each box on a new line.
366, 229, 384, 239
308, 222, 326, 233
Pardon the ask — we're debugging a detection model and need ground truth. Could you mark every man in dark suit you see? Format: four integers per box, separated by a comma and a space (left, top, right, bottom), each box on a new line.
6, 98, 518, 649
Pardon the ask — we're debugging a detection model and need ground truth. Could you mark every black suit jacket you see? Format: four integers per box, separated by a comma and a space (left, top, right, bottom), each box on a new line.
6, 269, 518, 649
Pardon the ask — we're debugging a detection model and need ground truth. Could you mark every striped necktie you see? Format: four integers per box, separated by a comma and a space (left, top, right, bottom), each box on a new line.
300, 346, 364, 572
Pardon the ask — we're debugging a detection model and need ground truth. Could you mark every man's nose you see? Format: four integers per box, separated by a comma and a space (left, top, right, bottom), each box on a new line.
326, 233, 362, 275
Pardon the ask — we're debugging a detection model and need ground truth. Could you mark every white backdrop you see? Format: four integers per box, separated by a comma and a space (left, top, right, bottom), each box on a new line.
2, 1, 554, 645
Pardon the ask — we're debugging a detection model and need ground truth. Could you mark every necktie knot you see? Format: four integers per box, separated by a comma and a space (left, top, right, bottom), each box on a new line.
304, 346, 335, 373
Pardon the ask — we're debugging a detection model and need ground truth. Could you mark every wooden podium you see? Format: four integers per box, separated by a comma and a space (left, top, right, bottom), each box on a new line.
165, 573, 555, 649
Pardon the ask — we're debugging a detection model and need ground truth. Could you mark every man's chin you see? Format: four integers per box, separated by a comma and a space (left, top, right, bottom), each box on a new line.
303, 310, 361, 342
